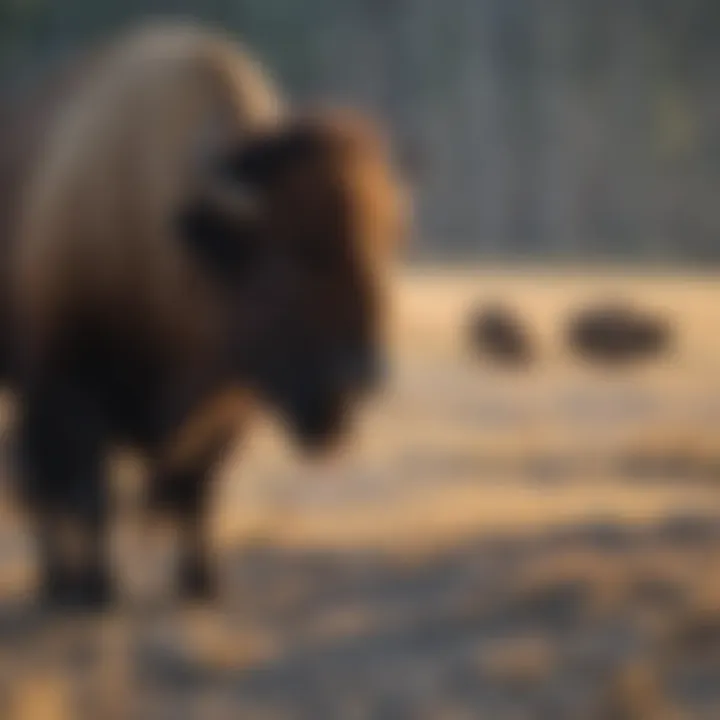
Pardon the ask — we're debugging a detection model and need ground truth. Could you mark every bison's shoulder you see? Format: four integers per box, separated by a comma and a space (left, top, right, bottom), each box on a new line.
11, 22, 283, 355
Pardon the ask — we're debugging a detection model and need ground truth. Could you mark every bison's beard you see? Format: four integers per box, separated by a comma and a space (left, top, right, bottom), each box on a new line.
283, 393, 353, 454
258, 383, 353, 453
249, 352, 362, 454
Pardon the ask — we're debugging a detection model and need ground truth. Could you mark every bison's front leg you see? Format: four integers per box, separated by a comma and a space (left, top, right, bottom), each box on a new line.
147, 465, 218, 602
16, 377, 112, 612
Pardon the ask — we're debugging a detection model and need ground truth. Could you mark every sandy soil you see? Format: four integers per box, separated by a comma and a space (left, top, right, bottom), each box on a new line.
1, 267, 720, 719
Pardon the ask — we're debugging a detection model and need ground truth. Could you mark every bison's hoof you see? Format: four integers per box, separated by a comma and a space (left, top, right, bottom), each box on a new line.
179, 559, 217, 603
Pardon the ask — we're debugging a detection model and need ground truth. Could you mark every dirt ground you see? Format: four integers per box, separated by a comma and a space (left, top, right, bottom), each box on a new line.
1, 267, 720, 719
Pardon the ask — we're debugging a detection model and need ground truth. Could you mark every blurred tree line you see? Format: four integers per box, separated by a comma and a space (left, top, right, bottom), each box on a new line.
1, 0, 720, 264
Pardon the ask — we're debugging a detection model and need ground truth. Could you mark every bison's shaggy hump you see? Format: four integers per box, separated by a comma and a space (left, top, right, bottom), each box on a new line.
12, 21, 283, 358
0, 45, 113, 374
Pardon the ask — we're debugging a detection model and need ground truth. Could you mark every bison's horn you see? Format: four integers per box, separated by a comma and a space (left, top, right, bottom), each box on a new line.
200, 176, 258, 222
192, 116, 260, 221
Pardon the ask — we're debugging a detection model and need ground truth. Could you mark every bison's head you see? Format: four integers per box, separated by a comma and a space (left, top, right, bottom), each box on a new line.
179, 110, 408, 450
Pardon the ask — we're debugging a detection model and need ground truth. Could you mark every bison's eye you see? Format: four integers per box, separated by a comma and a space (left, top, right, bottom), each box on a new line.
301, 245, 340, 275
297, 230, 354, 275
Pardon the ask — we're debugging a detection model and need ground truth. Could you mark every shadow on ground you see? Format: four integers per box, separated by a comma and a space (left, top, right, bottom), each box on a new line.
0, 512, 719, 719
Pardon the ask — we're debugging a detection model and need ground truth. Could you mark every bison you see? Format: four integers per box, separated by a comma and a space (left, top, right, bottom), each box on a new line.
468, 303, 534, 367
0, 22, 408, 611
566, 302, 671, 365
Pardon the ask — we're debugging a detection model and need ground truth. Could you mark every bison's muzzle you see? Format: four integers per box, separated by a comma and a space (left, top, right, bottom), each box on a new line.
261, 347, 386, 452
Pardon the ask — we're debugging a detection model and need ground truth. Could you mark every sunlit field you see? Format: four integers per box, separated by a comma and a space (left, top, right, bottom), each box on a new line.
2, 266, 720, 718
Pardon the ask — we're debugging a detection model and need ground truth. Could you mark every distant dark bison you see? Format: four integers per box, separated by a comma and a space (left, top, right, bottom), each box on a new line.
468, 303, 534, 367
566, 302, 671, 364
0, 22, 408, 610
